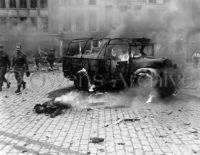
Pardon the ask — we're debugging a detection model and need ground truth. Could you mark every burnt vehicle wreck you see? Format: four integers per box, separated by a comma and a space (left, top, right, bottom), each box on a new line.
63, 38, 180, 98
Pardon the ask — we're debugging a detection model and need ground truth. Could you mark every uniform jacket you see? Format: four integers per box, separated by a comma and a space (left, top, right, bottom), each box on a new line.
12, 52, 29, 70
0, 51, 11, 68
47, 52, 55, 61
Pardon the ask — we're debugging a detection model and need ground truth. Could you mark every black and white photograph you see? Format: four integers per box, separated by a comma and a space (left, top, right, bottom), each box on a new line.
0, 0, 200, 154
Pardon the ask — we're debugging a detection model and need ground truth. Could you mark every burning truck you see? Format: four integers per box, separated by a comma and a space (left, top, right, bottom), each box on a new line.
63, 38, 181, 100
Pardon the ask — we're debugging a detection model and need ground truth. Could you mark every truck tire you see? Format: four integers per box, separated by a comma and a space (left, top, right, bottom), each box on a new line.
136, 72, 176, 98
134, 72, 155, 102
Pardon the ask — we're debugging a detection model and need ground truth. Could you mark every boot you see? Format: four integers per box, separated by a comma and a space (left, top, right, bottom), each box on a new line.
15, 85, 21, 94
22, 81, 26, 89
7, 82, 11, 88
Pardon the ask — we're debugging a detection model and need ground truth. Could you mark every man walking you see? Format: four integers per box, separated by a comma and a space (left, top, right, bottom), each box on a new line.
0, 45, 11, 92
47, 48, 55, 71
34, 50, 41, 71
12, 45, 29, 93
192, 51, 198, 68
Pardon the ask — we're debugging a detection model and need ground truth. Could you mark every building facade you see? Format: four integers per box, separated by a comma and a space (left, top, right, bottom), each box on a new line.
0, 0, 52, 58
0, 0, 166, 57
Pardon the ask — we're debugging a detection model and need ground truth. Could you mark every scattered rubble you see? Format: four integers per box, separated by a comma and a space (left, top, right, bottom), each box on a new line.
90, 137, 104, 143
158, 133, 168, 138
113, 118, 123, 125
167, 111, 173, 115
188, 128, 198, 134
112, 117, 141, 125
86, 108, 93, 111
104, 123, 109, 127
117, 143, 125, 145
183, 122, 191, 126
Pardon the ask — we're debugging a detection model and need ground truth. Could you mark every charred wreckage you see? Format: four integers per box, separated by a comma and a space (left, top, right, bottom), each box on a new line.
62, 37, 181, 99
34, 38, 181, 116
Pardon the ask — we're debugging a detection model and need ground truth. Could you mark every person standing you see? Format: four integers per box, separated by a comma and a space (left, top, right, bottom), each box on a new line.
12, 45, 29, 93
196, 52, 200, 68
192, 51, 198, 68
0, 45, 11, 92
47, 48, 55, 71
34, 50, 41, 71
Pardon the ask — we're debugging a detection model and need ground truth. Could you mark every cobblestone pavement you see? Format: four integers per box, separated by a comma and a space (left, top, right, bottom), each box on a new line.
0, 71, 200, 155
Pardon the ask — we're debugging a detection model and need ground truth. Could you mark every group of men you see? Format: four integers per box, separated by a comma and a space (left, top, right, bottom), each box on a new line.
0, 45, 56, 93
0, 45, 28, 93
192, 51, 200, 68
34, 48, 55, 71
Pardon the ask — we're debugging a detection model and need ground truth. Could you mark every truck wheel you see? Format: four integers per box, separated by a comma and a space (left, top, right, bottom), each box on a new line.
136, 73, 154, 101
74, 74, 89, 90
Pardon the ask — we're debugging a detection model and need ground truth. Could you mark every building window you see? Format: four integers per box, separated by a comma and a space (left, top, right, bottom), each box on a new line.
20, 0, 27, 8
88, 12, 97, 31
149, 0, 156, 3
63, 16, 71, 32
20, 17, 28, 30
76, 14, 84, 32
40, 0, 47, 8
9, 0, 16, 8
41, 17, 48, 32
30, 0, 37, 8
0, 17, 7, 31
89, 0, 96, 5
30, 17, 37, 30
0, 0, 5, 8
0, 17, 6, 25
9, 17, 18, 29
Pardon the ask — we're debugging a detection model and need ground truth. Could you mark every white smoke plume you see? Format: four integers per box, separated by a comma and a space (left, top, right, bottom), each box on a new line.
52, 0, 200, 65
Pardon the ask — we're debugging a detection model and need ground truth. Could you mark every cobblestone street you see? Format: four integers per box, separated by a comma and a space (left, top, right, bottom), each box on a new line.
0, 71, 200, 155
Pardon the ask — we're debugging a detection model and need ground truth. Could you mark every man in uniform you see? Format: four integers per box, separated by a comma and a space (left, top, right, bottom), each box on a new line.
12, 45, 29, 93
0, 45, 11, 91
192, 51, 198, 68
47, 48, 55, 71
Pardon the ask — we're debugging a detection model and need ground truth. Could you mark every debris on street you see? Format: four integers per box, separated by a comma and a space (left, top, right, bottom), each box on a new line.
86, 107, 93, 111
167, 111, 173, 115
113, 118, 123, 125
183, 122, 191, 126
188, 128, 198, 134
104, 123, 109, 127
112, 117, 141, 125
90, 137, 104, 143
117, 143, 125, 145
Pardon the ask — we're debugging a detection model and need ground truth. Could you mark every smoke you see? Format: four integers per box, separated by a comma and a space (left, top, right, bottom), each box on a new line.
1, 0, 200, 61
53, 0, 200, 64
0, 16, 55, 58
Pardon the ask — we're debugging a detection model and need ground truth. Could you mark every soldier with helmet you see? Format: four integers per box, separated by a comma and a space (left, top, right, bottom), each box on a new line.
0, 44, 11, 92
12, 45, 29, 93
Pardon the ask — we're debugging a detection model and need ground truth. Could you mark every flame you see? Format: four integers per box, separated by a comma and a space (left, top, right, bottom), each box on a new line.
119, 53, 129, 61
